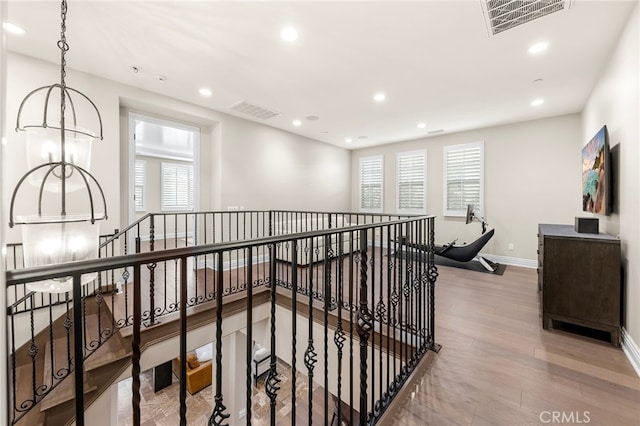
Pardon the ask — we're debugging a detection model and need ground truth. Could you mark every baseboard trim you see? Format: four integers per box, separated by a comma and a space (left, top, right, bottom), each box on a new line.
621, 327, 640, 378
479, 253, 537, 269
138, 232, 194, 242
197, 254, 271, 271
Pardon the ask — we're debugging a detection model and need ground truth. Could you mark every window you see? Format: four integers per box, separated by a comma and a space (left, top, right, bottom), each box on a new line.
129, 113, 199, 218
134, 159, 146, 211
359, 155, 383, 212
443, 141, 484, 217
161, 162, 194, 211
397, 150, 426, 214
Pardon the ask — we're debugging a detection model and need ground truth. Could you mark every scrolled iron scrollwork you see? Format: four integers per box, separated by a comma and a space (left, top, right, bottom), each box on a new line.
209, 397, 230, 426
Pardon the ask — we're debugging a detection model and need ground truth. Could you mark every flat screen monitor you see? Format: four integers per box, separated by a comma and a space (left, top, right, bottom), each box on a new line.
465, 204, 475, 224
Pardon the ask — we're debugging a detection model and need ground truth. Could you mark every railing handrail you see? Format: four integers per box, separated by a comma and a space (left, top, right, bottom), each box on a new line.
95, 209, 421, 251
6, 215, 435, 287
97, 212, 152, 250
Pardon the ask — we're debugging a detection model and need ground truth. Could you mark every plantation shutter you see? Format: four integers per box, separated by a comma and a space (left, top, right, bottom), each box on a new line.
444, 142, 483, 216
360, 156, 383, 212
397, 151, 426, 213
161, 162, 194, 211
134, 159, 146, 211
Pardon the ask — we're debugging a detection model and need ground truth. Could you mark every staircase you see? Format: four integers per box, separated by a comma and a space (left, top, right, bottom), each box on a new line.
11, 293, 129, 426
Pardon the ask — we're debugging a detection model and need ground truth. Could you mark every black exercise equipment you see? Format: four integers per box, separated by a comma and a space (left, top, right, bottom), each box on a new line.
436, 204, 499, 272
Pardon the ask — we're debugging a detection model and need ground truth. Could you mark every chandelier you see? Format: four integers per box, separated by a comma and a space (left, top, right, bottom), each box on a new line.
8, 0, 107, 293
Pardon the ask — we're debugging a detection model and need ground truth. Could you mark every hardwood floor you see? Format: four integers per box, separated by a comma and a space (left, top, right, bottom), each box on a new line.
113, 262, 640, 425
385, 264, 640, 426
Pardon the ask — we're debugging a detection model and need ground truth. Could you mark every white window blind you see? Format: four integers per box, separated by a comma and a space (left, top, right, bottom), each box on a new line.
134, 159, 146, 211
443, 142, 484, 217
359, 156, 383, 212
397, 151, 426, 213
161, 162, 194, 211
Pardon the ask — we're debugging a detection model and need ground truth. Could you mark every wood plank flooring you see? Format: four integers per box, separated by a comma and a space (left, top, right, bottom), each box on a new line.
113, 262, 640, 425
385, 264, 640, 426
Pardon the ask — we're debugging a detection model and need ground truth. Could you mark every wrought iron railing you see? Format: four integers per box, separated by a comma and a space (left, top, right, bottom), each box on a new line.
5, 211, 439, 426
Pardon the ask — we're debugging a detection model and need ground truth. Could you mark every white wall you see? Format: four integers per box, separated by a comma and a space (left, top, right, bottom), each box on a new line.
3, 52, 352, 244
582, 5, 640, 354
351, 114, 582, 262
0, 2, 8, 424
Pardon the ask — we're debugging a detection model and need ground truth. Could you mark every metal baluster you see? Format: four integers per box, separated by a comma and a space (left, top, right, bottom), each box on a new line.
10, 303, 18, 424
370, 229, 375, 416
428, 218, 441, 352
386, 225, 392, 399
147, 215, 157, 325
378, 225, 385, 416
73, 274, 85, 426
334, 231, 346, 426
304, 237, 317, 425
266, 244, 281, 425
246, 246, 253, 426
132, 262, 142, 426
179, 256, 188, 426
403, 223, 411, 375
210, 253, 230, 425
28, 300, 37, 409
349, 231, 355, 426
323, 234, 331, 423
357, 228, 372, 426
291, 240, 298, 425
409, 221, 415, 367
394, 230, 408, 388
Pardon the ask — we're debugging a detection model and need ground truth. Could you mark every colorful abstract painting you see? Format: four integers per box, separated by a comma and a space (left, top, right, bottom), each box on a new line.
582, 126, 608, 214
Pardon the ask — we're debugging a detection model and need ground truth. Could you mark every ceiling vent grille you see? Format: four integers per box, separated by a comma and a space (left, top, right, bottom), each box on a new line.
228, 100, 280, 120
481, 0, 570, 35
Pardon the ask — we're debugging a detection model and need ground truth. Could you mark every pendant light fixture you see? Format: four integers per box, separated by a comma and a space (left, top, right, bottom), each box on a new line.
8, 0, 107, 293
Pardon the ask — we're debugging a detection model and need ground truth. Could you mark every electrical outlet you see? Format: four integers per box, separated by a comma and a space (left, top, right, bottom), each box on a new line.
508, 243, 514, 251
239, 409, 246, 419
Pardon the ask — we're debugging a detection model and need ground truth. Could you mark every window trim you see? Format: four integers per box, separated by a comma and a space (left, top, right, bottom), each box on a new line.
160, 161, 195, 212
359, 155, 384, 213
134, 159, 146, 212
443, 141, 484, 218
396, 150, 427, 215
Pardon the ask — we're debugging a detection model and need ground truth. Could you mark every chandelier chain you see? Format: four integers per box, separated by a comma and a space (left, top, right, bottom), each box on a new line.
58, 0, 69, 115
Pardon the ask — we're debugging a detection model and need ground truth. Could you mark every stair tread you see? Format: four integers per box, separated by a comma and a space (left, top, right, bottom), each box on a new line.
83, 314, 129, 371
39, 312, 128, 412
12, 364, 46, 426
39, 378, 97, 412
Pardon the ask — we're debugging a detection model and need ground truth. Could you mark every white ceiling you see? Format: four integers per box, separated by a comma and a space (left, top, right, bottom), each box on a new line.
4, 0, 637, 149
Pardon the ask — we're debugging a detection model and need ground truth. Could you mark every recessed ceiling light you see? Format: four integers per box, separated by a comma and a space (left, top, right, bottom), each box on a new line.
2, 22, 25, 35
357, 136, 368, 140
156, 75, 167, 83
199, 87, 212, 97
306, 115, 319, 121
531, 98, 545, 107
417, 122, 427, 129
528, 42, 549, 55
533, 78, 544, 84
346, 138, 353, 143
292, 119, 302, 127
373, 93, 386, 102
281, 27, 298, 42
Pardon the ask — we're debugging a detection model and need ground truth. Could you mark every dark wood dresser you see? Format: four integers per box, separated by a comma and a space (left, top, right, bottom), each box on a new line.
537, 224, 621, 346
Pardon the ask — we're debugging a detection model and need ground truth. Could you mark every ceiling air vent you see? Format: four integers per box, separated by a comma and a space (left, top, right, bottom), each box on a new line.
481, 0, 571, 36
228, 100, 280, 120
